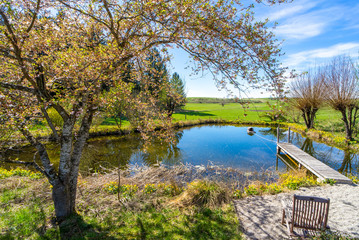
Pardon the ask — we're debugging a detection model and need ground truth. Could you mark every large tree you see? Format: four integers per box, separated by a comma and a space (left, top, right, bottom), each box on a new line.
324, 56, 359, 141
289, 69, 326, 129
0, 0, 287, 220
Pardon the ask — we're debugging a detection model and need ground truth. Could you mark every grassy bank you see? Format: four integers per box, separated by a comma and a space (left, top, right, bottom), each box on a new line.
3, 165, 350, 240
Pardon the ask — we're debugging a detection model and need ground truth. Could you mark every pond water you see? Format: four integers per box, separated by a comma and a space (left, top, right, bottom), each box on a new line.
2, 125, 359, 176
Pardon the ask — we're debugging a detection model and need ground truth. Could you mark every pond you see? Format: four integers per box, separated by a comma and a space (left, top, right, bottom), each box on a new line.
2, 125, 359, 176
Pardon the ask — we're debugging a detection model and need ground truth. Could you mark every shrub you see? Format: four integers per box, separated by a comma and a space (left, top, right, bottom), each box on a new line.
121, 184, 139, 197
157, 183, 183, 197
183, 180, 230, 208
279, 172, 317, 190
242, 183, 283, 196
103, 182, 139, 197
244, 185, 260, 196
103, 181, 119, 194
232, 189, 243, 199
260, 111, 286, 122
264, 183, 283, 194
0, 168, 42, 180
347, 174, 359, 184
143, 184, 157, 195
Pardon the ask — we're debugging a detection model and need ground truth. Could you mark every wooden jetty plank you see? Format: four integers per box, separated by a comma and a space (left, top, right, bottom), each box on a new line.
277, 142, 352, 183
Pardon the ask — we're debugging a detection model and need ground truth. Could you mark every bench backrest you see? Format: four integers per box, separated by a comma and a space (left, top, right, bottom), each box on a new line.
292, 194, 330, 230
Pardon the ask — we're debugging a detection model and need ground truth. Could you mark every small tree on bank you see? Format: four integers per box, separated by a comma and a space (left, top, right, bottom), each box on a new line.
163, 73, 186, 117
324, 56, 359, 141
290, 69, 326, 129
0, 0, 288, 221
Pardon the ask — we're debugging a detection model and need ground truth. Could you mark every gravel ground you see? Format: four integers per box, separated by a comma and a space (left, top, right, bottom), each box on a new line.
234, 183, 359, 239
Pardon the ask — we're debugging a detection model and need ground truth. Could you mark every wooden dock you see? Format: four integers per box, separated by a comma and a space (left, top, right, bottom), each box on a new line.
277, 142, 352, 183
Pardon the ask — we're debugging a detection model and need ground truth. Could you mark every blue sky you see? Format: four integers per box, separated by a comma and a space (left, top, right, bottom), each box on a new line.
168, 0, 359, 98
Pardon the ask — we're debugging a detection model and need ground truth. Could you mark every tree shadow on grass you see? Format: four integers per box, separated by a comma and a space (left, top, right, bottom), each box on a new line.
132, 207, 241, 240
58, 214, 118, 240
0, 212, 118, 240
176, 110, 215, 117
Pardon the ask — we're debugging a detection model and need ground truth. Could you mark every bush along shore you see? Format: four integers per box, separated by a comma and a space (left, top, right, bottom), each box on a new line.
2, 165, 358, 239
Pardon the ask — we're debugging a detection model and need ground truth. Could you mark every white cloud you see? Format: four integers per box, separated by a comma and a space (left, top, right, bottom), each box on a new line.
257, 0, 356, 41
284, 43, 359, 69
275, 21, 325, 40
273, 4, 347, 40
267, 0, 318, 21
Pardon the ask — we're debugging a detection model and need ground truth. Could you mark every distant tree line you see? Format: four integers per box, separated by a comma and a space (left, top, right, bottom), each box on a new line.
187, 98, 263, 104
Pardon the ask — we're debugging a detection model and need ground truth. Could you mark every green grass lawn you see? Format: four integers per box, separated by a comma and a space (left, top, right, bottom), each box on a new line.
0, 175, 242, 240
173, 102, 270, 122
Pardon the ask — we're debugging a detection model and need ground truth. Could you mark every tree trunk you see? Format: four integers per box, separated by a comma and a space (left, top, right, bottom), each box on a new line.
52, 110, 94, 220
340, 108, 352, 141
52, 180, 76, 221
302, 107, 318, 129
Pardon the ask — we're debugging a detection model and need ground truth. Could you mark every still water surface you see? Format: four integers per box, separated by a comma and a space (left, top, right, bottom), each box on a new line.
2, 125, 358, 176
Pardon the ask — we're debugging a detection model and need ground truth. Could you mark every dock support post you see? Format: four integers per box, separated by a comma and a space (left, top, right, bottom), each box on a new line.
277, 127, 280, 143
288, 127, 291, 143
277, 126, 281, 155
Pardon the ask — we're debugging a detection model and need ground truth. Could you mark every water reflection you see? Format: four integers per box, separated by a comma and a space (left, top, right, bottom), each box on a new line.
80, 131, 184, 172
338, 151, 355, 176
288, 132, 359, 176
1, 125, 359, 176
300, 138, 315, 156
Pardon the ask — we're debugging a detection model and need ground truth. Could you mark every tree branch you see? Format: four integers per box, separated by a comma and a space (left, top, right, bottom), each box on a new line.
57, 0, 111, 29
17, 125, 58, 184
0, 81, 36, 94
41, 106, 60, 141
26, 0, 41, 33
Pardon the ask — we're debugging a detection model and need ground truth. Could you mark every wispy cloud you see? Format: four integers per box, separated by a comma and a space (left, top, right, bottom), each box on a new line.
267, 0, 318, 21
257, 0, 358, 41
275, 21, 326, 40
274, 4, 347, 40
284, 43, 359, 69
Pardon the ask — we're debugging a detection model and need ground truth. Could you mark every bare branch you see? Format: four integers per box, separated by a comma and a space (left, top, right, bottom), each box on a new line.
41, 107, 60, 141
17, 125, 58, 183
0, 81, 36, 94
25, 0, 42, 33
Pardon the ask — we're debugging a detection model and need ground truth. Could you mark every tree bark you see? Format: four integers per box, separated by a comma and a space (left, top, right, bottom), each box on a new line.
52, 180, 75, 221
301, 107, 318, 129
339, 108, 353, 141
51, 109, 94, 220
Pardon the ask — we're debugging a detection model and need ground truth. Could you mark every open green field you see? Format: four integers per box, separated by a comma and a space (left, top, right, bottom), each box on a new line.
172, 99, 346, 138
